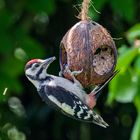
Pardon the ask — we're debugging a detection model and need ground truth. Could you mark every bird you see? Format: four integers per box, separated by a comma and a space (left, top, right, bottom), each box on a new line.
24, 56, 117, 128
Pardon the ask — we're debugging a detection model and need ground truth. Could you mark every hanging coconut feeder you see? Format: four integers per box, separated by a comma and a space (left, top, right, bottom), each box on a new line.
60, 20, 117, 88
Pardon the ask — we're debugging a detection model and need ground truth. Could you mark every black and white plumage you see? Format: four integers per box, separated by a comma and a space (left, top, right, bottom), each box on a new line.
24, 56, 114, 128
38, 85, 107, 127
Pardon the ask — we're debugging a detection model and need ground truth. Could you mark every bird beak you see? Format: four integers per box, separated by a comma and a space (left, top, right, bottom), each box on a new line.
42, 57, 56, 68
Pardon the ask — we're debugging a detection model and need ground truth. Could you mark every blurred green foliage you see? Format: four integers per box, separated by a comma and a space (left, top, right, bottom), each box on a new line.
0, 0, 140, 140
108, 24, 140, 140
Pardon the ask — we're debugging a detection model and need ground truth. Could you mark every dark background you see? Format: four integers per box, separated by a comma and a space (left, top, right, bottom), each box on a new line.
0, 0, 140, 140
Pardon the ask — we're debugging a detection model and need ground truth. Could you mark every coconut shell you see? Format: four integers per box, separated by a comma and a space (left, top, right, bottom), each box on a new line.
60, 20, 117, 88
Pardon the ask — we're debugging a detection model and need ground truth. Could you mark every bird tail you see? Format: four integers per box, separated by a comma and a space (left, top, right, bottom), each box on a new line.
92, 110, 109, 128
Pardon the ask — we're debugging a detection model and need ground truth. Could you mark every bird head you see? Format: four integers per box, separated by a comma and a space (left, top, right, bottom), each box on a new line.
25, 57, 56, 87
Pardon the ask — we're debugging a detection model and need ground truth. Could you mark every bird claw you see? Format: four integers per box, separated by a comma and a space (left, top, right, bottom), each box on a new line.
64, 65, 83, 77
59, 71, 63, 77
71, 69, 83, 76
60, 65, 83, 89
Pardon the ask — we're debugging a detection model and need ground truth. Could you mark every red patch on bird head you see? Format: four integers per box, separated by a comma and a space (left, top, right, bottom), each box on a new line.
25, 59, 42, 70
26, 59, 40, 66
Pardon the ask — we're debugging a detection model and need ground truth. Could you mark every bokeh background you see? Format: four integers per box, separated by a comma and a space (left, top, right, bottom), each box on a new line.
0, 0, 140, 140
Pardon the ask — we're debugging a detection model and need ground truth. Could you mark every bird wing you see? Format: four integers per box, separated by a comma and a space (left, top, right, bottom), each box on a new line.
38, 85, 108, 128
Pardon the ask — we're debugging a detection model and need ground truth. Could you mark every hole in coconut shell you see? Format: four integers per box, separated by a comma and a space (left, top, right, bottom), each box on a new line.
93, 45, 115, 75
102, 47, 108, 51
94, 48, 101, 55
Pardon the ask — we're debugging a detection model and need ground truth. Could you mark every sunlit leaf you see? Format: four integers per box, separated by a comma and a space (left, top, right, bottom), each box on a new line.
116, 47, 138, 72
107, 70, 138, 104
134, 75, 140, 112
134, 56, 140, 75
134, 94, 140, 113
118, 45, 129, 55
130, 113, 140, 140
127, 24, 140, 44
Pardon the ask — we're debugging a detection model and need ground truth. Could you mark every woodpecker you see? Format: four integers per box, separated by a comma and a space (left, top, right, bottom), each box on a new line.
25, 56, 117, 128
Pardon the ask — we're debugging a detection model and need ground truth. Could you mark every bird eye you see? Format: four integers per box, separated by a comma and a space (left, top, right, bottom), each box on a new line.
34, 63, 40, 68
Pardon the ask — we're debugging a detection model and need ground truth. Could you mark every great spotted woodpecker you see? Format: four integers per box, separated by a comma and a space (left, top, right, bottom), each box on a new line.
25, 56, 117, 128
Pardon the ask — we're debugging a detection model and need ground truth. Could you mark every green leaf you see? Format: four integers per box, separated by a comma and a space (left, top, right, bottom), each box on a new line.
118, 45, 129, 55
134, 56, 140, 75
130, 112, 140, 140
134, 75, 140, 113
110, 0, 136, 22
116, 47, 138, 72
127, 24, 140, 44
107, 70, 138, 104
134, 94, 140, 113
